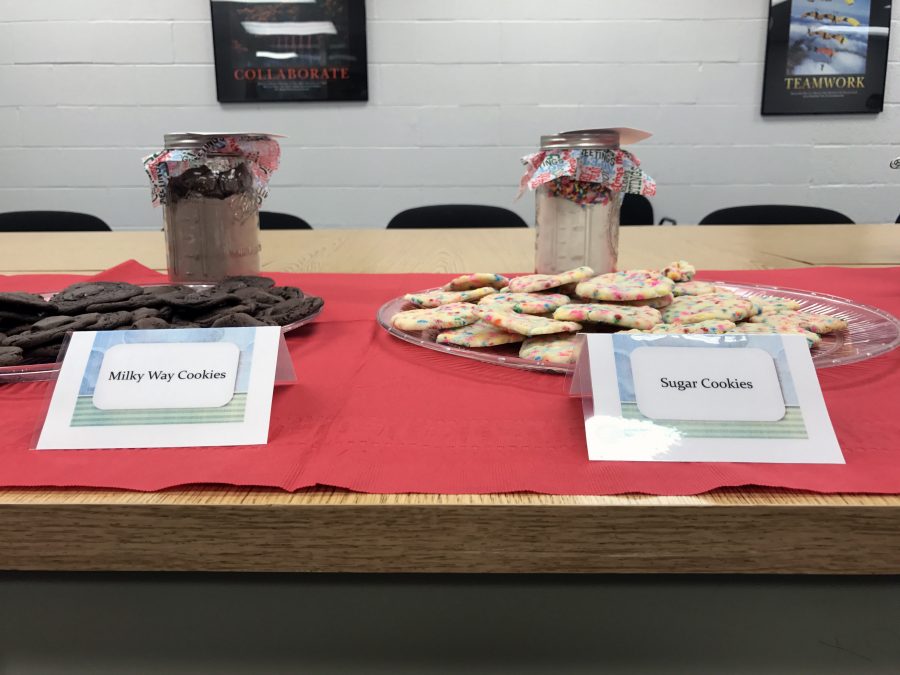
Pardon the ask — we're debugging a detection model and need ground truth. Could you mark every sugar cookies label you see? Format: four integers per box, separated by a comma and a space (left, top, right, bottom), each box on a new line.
571, 333, 843, 464
630, 346, 785, 422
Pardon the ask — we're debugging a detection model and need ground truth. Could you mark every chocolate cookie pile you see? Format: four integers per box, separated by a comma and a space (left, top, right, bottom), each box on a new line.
0, 276, 324, 366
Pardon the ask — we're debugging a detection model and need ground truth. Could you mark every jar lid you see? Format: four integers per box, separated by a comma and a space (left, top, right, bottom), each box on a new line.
164, 132, 283, 149
540, 127, 652, 150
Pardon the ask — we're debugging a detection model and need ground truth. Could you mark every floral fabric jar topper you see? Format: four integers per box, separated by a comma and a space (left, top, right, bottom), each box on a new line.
519, 128, 655, 206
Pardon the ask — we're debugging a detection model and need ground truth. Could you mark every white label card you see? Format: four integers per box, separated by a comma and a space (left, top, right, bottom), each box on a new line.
92, 342, 240, 410
35, 326, 285, 450
574, 333, 843, 464
630, 346, 786, 422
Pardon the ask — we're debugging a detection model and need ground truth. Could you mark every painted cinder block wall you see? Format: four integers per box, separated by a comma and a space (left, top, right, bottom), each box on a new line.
1, 0, 898, 229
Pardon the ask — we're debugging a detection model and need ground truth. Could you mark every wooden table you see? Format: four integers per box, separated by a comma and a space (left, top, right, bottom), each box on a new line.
1, 225, 898, 574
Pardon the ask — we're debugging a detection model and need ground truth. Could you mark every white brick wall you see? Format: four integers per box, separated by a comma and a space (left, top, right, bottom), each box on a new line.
0, 0, 898, 229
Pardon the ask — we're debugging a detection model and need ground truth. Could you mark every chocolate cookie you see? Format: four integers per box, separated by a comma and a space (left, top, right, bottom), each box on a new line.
169, 318, 201, 328
91, 311, 134, 330
68, 313, 103, 330
31, 316, 79, 331
4, 312, 103, 349
232, 287, 283, 307
25, 343, 62, 361
85, 291, 166, 313
53, 281, 144, 314
211, 313, 275, 328
262, 296, 324, 326
270, 286, 304, 301
0, 309, 42, 324
0, 291, 56, 314
190, 304, 256, 327
0, 345, 24, 366
132, 317, 170, 330
143, 284, 192, 297
4, 328, 65, 350
215, 276, 276, 293
4, 322, 38, 337
164, 291, 241, 313
132, 307, 162, 321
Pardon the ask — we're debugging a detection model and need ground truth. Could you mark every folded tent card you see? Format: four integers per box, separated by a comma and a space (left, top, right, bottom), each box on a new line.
571, 332, 843, 464
35, 326, 290, 450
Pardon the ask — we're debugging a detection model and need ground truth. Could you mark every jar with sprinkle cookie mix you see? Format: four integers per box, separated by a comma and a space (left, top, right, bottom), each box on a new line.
519, 128, 655, 275
144, 133, 281, 282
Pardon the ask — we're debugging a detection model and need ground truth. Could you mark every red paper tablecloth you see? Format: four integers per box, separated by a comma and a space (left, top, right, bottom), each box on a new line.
0, 260, 898, 495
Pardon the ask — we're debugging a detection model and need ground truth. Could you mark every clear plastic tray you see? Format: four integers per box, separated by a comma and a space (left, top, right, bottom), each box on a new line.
0, 285, 322, 383
376, 282, 900, 374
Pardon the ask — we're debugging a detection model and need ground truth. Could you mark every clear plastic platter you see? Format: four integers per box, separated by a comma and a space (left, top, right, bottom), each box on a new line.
377, 282, 900, 374
0, 284, 322, 383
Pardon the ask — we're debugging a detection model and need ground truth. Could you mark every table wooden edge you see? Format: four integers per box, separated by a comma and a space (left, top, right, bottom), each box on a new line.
2, 487, 899, 573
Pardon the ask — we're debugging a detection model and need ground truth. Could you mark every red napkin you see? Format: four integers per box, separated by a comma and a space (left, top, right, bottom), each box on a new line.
0, 260, 897, 495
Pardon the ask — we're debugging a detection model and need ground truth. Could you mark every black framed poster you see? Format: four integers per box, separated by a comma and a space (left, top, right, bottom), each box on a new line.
210, 0, 368, 103
761, 0, 891, 115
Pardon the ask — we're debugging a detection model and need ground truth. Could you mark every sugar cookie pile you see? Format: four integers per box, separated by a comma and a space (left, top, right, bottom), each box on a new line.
389, 262, 847, 366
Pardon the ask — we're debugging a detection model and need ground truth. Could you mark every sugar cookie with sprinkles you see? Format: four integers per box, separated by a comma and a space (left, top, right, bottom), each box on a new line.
436, 321, 525, 348
553, 303, 662, 330
749, 310, 847, 334
753, 295, 803, 314
623, 319, 737, 335
478, 292, 570, 314
442, 273, 509, 291
507, 266, 595, 293
792, 311, 848, 333
403, 287, 497, 308
391, 302, 480, 331
575, 270, 675, 302
727, 322, 821, 347
554, 266, 595, 285
475, 306, 581, 336
671, 280, 721, 296
506, 273, 560, 293
661, 293, 755, 324
519, 334, 581, 366
613, 293, 674, 309
661, 260, 696, 282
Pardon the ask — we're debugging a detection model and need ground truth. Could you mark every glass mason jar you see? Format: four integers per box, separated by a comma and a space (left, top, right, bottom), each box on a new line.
162, 133, 262, 282
534, 129, 622, 275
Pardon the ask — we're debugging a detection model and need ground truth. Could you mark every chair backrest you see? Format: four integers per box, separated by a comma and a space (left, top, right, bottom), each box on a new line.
259, 211, 313, 230
386, 205, 528, 229
699, 205, 854, 225
0, 211, 111, 232
620, 194, 655, 226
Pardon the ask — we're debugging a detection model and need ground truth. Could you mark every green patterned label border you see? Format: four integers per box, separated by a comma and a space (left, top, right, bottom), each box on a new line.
621, 402, 808, 439
71, 393, 247, 427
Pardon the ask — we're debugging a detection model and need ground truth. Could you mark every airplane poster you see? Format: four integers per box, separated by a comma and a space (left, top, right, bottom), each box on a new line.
762, 0, 891, 114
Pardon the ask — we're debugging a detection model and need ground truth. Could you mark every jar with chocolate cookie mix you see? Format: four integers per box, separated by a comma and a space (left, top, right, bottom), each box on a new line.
143, 133, 281, 282
519, 128, 655, 274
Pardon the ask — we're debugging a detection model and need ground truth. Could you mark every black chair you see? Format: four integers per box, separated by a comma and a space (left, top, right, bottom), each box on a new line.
386, 205, 528, 229
0, 211, 110, 232
259, 211, 313, 229
699, 205, 854, 225
620, 194, 654, 226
